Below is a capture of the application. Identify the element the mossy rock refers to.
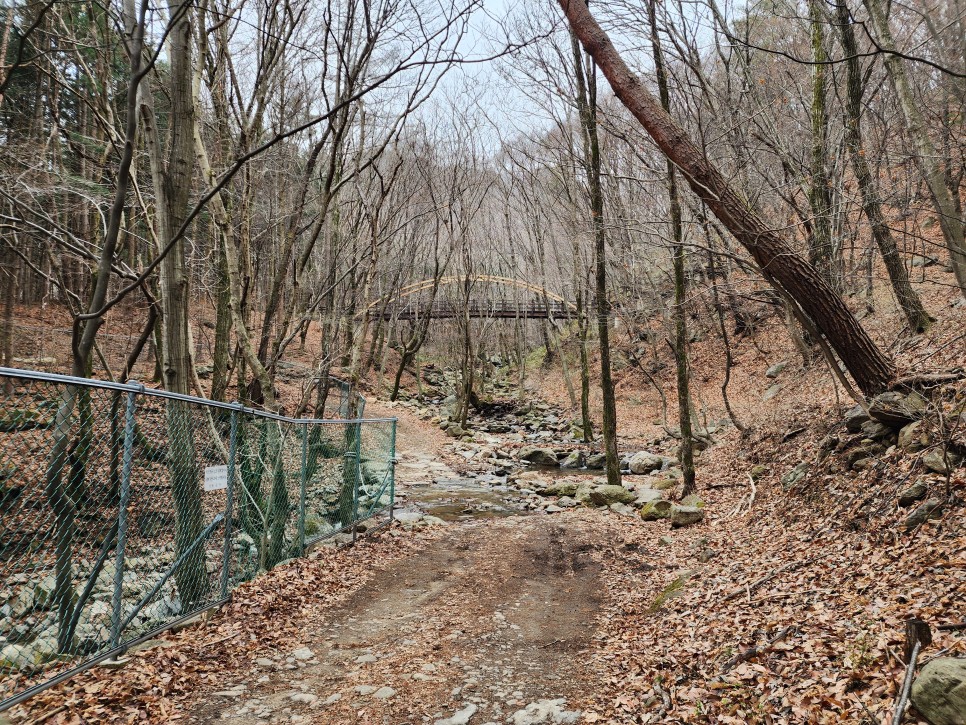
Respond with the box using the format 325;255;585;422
0;409;54;433
651;478;678;491
640;499;673;521
545;481;579;498
680;494;705;508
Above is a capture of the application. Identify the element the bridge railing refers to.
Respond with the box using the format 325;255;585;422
0;367;395;712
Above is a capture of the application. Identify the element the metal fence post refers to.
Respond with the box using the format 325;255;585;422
351;420;362;543
389;420;397;523
110;383;138;649
220;404;240;599
298;422;308;553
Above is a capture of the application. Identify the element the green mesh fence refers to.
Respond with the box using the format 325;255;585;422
0;367;395;711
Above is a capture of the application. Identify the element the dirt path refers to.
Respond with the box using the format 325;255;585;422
183;514;605;724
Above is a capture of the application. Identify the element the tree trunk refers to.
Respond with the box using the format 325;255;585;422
648;0;695;496
557;0;896;396
862;0;966;297
570;26;619;484
833;1;932;331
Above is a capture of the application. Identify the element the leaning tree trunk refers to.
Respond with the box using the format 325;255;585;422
557;0;896;396
833;1;931;332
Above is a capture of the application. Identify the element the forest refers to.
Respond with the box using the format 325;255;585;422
0;0;965;722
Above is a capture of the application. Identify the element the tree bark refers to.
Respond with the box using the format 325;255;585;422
834;0;931;332
556;0;896;396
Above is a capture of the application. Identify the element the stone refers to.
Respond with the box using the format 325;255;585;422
780;462;808;489
898;480;928;507
588;485;637;507
658;535;673;546
435;704;478;725
292;647;314;661
574;483;595;505
749;464;768;481
518;446;559;467
609;503;636;516
868;391;926;428
650;478;678;491
765;361;788;378
680;494;705;508
639;499;673;521
289;693;318;704
845;405;871;433
628;451;663;475
898;421;931;452
762;383;782;401
510;699;580;725
923;449;962;475
543;481;578;498
354;685;378;695
911;657;966;725
633;488;664;506
585;453;606;469
372;686;396;699
355;653;377;664
906;498;944;530
559;451;584;469
670;505;705;528
860;419;895;441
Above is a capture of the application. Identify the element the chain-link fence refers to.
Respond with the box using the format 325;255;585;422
0;367;395;711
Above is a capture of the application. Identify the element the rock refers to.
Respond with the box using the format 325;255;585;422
559;451;584;469
860;419;895;440
697;548;717;563
749;464;768;481
628;451;663;475
609;502;636;516
372;686;396;699
923;449;962;475
911;657;966;725
639;499;673;521
765;361;788;378
510;699;580;725
670;505;705;528
868;391;926;428
585;453;606;469
588;484;636;507
435;704;478;725
289;693;318;704
292;647;314;661
574;483;595;505
845;405;871;433
898;421;930;452
658;535;673;546
680;494;705;508
543;481;578;497
898;480;928;507
446;424;466;438
519;446;559;467
762;383;782;401
354;685;378;695
780;462;808;489
906;498;944;530
633;488;664;506
650;478;678;491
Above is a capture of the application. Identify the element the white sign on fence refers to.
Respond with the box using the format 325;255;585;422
204;465;229;492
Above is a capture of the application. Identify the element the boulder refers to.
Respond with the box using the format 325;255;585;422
519;446;559;467
898;421;931;453
559;451;584;469
780;462;808;489
574;483;595;505
906;498;944;530
670;505;705;528
923;449;962;475
898;480;928;508
639;499;673;521
911;657;966;725
844;405;871;433
868;391;926;428
762;383;783;402
588;485;637;507
585;453;606;469
860;420;895;441
650;478;679;491
765;361;788;378
680;494;706;508
633;488;664;506
543;480;578;498
628;451;663;475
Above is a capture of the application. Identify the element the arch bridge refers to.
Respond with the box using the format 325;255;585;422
366;275;576;321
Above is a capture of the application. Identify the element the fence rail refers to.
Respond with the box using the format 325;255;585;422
0;367;395;712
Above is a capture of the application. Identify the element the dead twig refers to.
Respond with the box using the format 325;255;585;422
722;557;818;602
720;625;796;673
